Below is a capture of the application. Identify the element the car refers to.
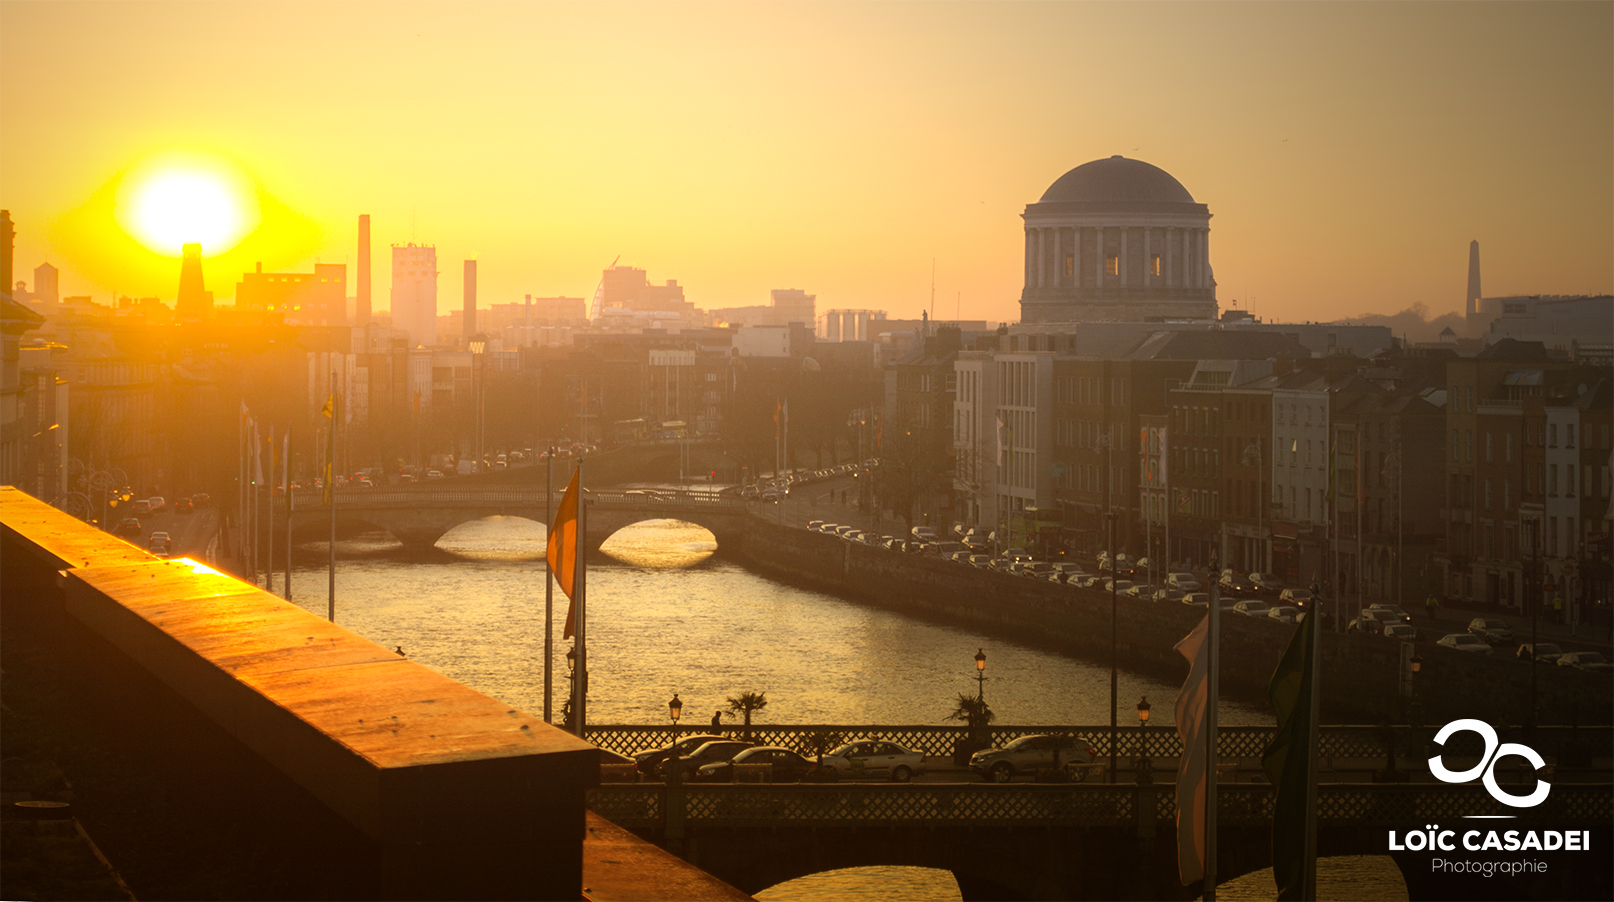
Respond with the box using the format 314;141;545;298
816;740;928;782
1181;592;1211;607
1166;572;1200;592
1349;609;1394;634
173;498;194;515
1267;605;1300;624
961;535;990;552
1367;604;1412;623
426;469;444;479
1278;588;1314;608
695;746;817;783
807;520;825;532
929;541;967;557
1437;633;1493;655
147;496;166;513
633;733;726;777
815;523;840;534
1001;549;1033;565
147;536;172;558
132;499;152;517
149;531;171;547
1102;579;1135;595
1075;574;1106;589
1516;643;1566;665
967;554;994;569
1049;562;1086;580
968;734;1096;783
657;739;754;780
911;526;938;542
191;493;212;508
1249;573;1284;593
1556;652;1613;673
1219;573;1258;596
1381;623;1418;640
833;525;856;538
1232;600;1270;618
114;517;143;538
1467;618;1516;646
1124;583;1154;599
1017;561;1054;579
946;549;974;562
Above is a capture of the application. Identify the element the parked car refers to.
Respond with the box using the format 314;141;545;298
1382;623;1418;641
1278;588;1314;608
1367;604;1412;623
967;554;994;569
1231;600;1270;618
633;733;726;778
1467;618;1516;646
1166;572;1201;592
1017;561;1054;579
1102;579;1135;595
929;541;967;557
1249;573;1284;593
1181;592;1211;607
968;734;1096;783
1437;633;1493;655
695;746;816;783
1349;609;1394;634
816;740;928;782
658;740;754;780
1516;643;1566;665
1075;574;1106;589
807;520;825;532
1556;652;1613;673
1267;605;1300;624
911;526;938;542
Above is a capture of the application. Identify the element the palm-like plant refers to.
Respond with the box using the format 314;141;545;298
726;691;769;741
946;692;995;741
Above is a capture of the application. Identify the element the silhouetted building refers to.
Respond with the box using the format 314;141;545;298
1465;239;1482;332
0;210;13;300
463;260;477;340
1020;156;1216;324
234;262;346;325
357;214;372;327
392;244;437;347
176;243;213;319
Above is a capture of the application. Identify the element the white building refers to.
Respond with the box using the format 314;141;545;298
391;244;438;348
992;351;1055;535
952;351;999;529
1272;376;1331;530
1544;404;1581;560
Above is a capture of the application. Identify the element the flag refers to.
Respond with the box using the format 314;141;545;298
321;391;335;507
1174;614;1211;884
549;467;581;638
1261;613;1318;900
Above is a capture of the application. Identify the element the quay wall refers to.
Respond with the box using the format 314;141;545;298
730;517;1612;728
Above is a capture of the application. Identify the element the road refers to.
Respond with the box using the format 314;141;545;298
116;505;220;560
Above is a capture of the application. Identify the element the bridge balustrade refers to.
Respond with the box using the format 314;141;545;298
588;782;1612;831
584;723;1610;762
283;487;746;509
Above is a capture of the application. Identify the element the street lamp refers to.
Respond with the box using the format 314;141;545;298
668;693;683;738
1106;510;1119;784
974;648;987;701
468;335;487;473
1408;653;1424;729
1136;696;1154;785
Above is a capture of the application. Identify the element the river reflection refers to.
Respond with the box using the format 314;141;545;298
287;517;1271;727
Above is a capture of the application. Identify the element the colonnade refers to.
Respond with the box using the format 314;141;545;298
1024;224;1211;293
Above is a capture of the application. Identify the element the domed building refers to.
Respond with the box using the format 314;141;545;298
1019;155;1217;323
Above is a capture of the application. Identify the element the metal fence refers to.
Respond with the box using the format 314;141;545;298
587;783;1612;830
584;723;1612;761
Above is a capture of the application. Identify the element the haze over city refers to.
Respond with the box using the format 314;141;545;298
3;1;1610;325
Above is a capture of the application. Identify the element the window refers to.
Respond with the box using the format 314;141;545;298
1567;424;1576;447
1465;430;1473;462
1451;429;1459;460
1484;432;1493;463
1549;465;1558;496
1064;254;1074;278
1150;254;1161;277
1549;424;1558;447
1505;433;1513;464
1105;255;1119;276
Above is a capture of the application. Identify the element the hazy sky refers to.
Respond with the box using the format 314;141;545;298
3;1;1610;325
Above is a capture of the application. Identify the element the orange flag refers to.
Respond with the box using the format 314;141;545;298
549;467;581;638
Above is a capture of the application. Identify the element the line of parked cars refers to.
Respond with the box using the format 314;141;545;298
630;733;931;783
1429;617;1612;672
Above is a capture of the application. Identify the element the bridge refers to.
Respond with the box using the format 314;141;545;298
285;486;750;555
583;723;1612;900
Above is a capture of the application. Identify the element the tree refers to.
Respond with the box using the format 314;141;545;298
876;421;955;537
946;692;995;742
726;691;769;741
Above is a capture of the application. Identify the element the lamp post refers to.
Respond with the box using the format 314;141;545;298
1136;696;1153;785
1106;509;1119;784
468;335;487;473
564;644;577;730
1408;653;1424;729
974;648;987;701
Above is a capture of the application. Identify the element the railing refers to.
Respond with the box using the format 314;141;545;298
584;724;1614;761
283;487;747;510
587;783;1613;830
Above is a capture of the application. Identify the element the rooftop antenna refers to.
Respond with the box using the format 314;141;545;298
930;258;936;323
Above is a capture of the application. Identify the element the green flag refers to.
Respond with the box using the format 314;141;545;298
1261;612;1316;900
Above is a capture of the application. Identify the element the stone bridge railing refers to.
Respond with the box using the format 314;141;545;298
284;487;747;510
584;723;1613;762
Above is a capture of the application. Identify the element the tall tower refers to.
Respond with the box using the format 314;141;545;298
176;243;213;318
1465;240;1482;328
463;260;477;340
390;243;437;347
1;210;13;299
357;214;372;327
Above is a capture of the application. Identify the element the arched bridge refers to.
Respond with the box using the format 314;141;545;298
284;486;749;556
588;782;1611;901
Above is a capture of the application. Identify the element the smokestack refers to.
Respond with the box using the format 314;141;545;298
1;210;13;298
463;259;477;339
176;243;211;319
1466;240;1482;315
357;214;372;326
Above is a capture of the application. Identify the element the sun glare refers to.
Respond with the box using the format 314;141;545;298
115;156;260;257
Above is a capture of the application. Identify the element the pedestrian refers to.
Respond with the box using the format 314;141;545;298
711;710;724;731
1425;593;1438;623
1553;594;1563;625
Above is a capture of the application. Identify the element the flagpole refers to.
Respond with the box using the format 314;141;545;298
267;426;276;594
328;371;338;623
573;457;587;738
237;403;244;570
544;447;554;723
284;428;292;601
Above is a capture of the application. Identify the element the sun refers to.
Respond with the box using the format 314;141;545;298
114;154;260;257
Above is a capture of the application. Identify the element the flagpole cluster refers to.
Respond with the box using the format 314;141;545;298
548;461;587;737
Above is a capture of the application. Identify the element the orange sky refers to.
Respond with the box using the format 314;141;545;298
2;1;1609;326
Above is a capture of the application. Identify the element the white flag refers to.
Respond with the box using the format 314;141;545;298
1174;613;1211;885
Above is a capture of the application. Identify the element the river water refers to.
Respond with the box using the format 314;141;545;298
282;517;1405;900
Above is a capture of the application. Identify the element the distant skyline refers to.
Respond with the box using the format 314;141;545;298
2;1;1609;326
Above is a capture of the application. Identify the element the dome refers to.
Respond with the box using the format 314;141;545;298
1038;156;1196;205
